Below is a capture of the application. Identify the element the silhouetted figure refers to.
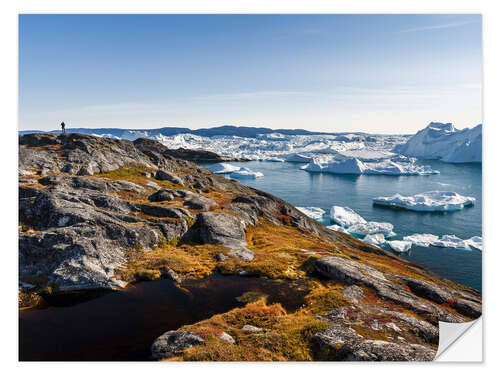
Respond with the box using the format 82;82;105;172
61;122;66;134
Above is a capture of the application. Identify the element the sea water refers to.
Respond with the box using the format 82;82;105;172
202;160;482;291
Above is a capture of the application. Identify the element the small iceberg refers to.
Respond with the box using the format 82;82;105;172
466;236;483;251
347;221;395;237
373;191;475;212
326;224;349;233
433;235;471;250
363;233;386;246
296;207;325;220
229;167;264;179
209;163;241;174
330;206;366;227
387;240;412;253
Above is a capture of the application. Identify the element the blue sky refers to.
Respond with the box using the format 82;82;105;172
19;14;482;133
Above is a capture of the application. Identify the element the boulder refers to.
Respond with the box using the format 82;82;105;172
151;331;204;360
155;170;184;186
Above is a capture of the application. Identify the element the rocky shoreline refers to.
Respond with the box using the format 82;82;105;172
19;133;481;361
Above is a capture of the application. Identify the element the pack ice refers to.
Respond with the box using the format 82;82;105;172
373;191;475;212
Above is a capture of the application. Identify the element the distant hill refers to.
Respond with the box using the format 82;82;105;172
19;125;371;138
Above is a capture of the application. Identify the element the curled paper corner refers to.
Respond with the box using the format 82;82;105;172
435;316;483;361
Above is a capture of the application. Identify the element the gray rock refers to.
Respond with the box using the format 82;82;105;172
185;212;254;261
148;189;175;202
112;180;144;193
166;269;181;283
216;253;228;261
242;324;262;332
399;276;452;304
341;285;365;303
146;181;161;190
151;331;204;360
183;194;216;211
155;170;184;186
218;332;235;344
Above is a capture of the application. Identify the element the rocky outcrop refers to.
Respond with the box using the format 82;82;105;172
151;331;205;360
185;212;254;260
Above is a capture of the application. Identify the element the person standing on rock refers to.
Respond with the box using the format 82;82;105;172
61;122;66;134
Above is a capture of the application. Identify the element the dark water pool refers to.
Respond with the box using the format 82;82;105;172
19;275;309;361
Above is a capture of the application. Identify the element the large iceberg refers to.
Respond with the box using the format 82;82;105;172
373;191;475;212
394;122;482;163
209;163;241;174
229;167;263;179
302;157;439;176
296;207;325;220
330;206;366;227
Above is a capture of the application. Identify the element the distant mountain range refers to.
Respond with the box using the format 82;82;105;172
19;125;376;138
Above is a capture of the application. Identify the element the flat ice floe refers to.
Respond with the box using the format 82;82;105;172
229;167;263;179
302;157;439;176
330;206;366;227
373;191;475;212
296;207;325;220
209;163;241;174
403;233;482;251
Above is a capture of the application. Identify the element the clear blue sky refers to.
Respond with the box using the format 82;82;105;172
19;14;482;133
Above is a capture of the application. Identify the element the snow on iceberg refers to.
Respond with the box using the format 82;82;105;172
296;207;325;220
363;233;386;246
387;240;412;253
229;167;264;179
330;206;367;227
373;191;475;212
394;122;482;163
285;153;315;163
347;221;395;237
302;157;439;176
209;163;241;174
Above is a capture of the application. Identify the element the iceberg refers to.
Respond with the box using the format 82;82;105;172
373;191;475;212
363;233;386;246
285;153;315;163
229;167;264;179
403;233;440;247
433;235;471;250
387;240;412;253
326;224;348;233
209;163;241;174
296;207;325;220
302;157;439;176
465;236;483;251
347;221;395;237
330;206;366;227
394;122;482;163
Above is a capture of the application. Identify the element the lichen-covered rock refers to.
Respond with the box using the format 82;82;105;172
151;331;204;360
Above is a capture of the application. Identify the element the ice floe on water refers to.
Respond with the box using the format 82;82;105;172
347;221;395;237
209;163;241;174
326;224;348;233
296;207;325;220
403;233;482;251
387;240;413;253
330;206;366;227
363;233;386;246
229;167;263;179
373;191;475;212
302;157;439;176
